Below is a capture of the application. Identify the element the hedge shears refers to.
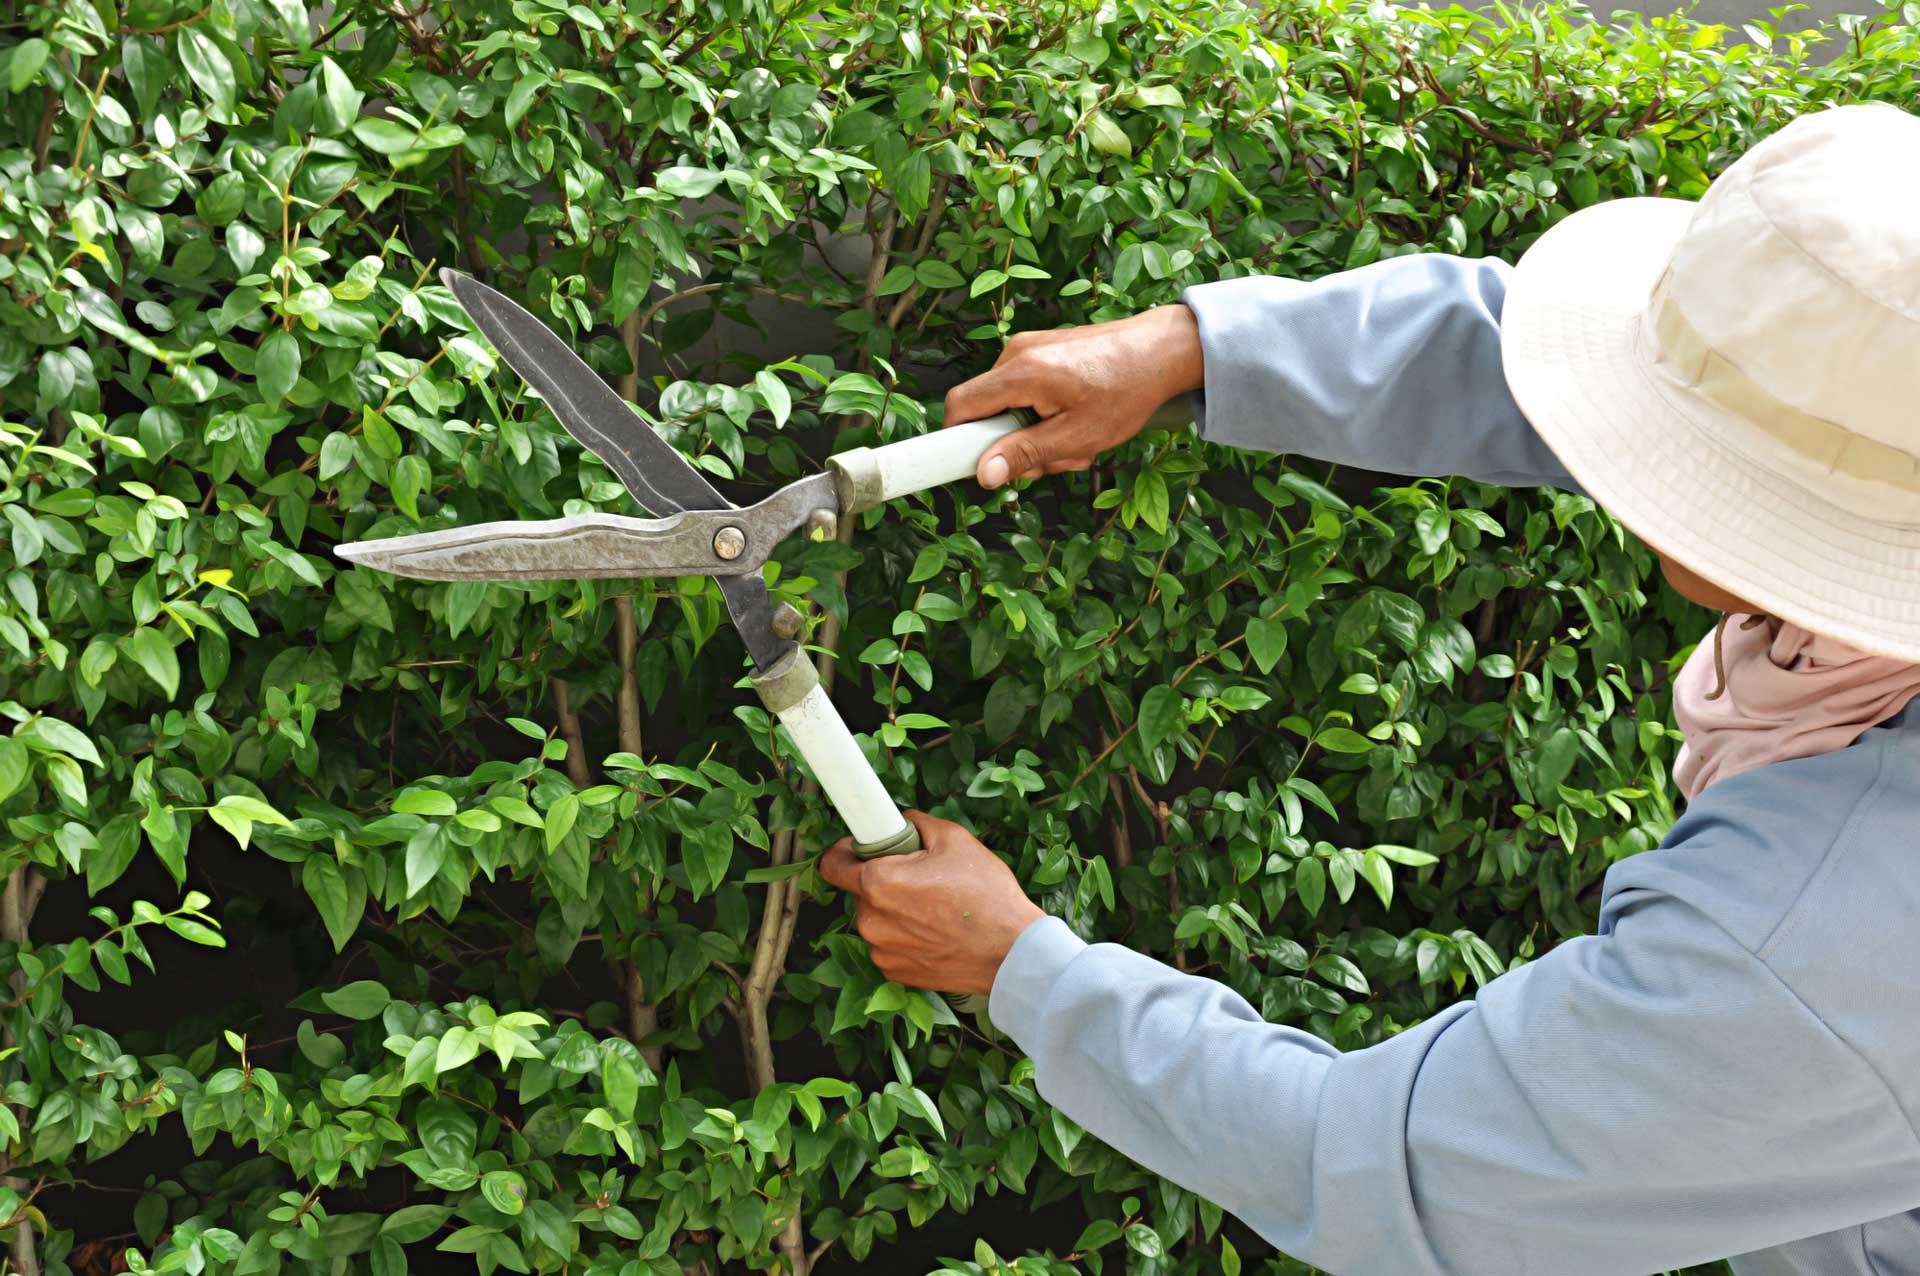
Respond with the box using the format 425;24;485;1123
336;271;1031;864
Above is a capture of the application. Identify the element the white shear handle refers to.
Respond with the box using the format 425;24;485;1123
826;409;1036;513
751;648;918;858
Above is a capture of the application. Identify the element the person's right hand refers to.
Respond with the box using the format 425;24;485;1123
944;303;1206;489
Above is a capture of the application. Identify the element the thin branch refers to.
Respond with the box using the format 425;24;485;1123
31;83;57;172
551;678;593;788
449;152;482;273
68;65;111;174
615;597;643;760
617;310;643;403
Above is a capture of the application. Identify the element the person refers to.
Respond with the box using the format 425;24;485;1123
818;102;1920;1276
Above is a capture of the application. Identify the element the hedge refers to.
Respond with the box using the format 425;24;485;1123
0;1;1916;1275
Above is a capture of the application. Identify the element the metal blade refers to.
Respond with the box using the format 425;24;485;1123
718;576;789;670
437;271;801;673
442;269;730;518
334;513;740;582
337;520;790;667
332;474;840;585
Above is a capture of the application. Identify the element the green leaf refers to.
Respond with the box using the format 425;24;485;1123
1124;83;1185;108
319;56;363;128
17;717;102;767
1067;33;1109;65
1534;726;1581;797
177;29;237;119
435;1026;482;1074
875;264;916;296
163;916;225;948
544;793;579;853
321;980;391;1020
602;1053;640;1119
908;543;947;583
1246;616;1288;675
1372;844;1438;867
381;1206;454;1244
753;369;791;428
1294;855;1326;917
489;795;543;827
126;626;180;698
1313;953;1370;995
258;330;299;404
415;1096;478;1168
1136;685;1183;753
481;1170;527;1217
969;269;1009;298
213;794;291;849
352;116;421;154
743;859;812;884
1275;470;1351;511
1086;111;1131;157
8;38;48;93
865;983;908;1015
655;166;726;198
391;454;430;522
1315;727;1375;755
504;72;548;129
404;826;445;897
299;851;362;951
393;789;457;817
1359;848;1394;909
914;259;964;290
0;738;28;804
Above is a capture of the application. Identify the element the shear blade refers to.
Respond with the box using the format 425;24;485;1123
335;513;735;582
442;269;733;519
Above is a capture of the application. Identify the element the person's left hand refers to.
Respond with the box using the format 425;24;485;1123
818;810;1045;998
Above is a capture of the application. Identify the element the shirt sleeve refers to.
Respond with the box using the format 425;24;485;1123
1179;254;1580;491
989;890;1920;1276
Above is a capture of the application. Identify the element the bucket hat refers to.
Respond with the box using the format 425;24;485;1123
1500;102;1920;661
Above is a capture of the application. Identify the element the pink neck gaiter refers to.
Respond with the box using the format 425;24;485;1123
1672;614;1920;801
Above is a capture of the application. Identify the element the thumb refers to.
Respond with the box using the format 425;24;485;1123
817;840;866;895
978;412;1087;488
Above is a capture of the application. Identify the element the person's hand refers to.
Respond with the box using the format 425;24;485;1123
945;303;1205;489
818;811;1045;998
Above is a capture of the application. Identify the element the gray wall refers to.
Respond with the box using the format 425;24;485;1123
1617;0;1853;28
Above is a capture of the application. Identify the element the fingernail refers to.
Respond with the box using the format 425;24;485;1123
981;455;1010;488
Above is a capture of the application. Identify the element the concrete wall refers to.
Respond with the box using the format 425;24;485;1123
1620;0;1854;29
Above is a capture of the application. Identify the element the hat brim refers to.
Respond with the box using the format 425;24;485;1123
1501;196;1920;662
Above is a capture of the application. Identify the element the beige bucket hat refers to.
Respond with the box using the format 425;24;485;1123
1500;102;1920;662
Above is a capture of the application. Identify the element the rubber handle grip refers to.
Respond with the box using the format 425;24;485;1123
866;411;1027;501
829;409;1037;513
770;682;907;848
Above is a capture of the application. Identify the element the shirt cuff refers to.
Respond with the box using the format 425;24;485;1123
1179;274;1312;451
988;915;1087;1048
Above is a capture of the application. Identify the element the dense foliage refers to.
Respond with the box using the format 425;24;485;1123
1;0;1916;1274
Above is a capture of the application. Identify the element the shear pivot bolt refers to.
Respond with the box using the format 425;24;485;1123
807;509;838;542
771;602;805;640
713;526;746;561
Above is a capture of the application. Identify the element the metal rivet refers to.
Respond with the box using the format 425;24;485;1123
807;509;838;542
771;602;805;640
713;526;745;561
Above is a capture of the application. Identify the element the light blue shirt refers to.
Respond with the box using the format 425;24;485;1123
988;253;1920;1276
